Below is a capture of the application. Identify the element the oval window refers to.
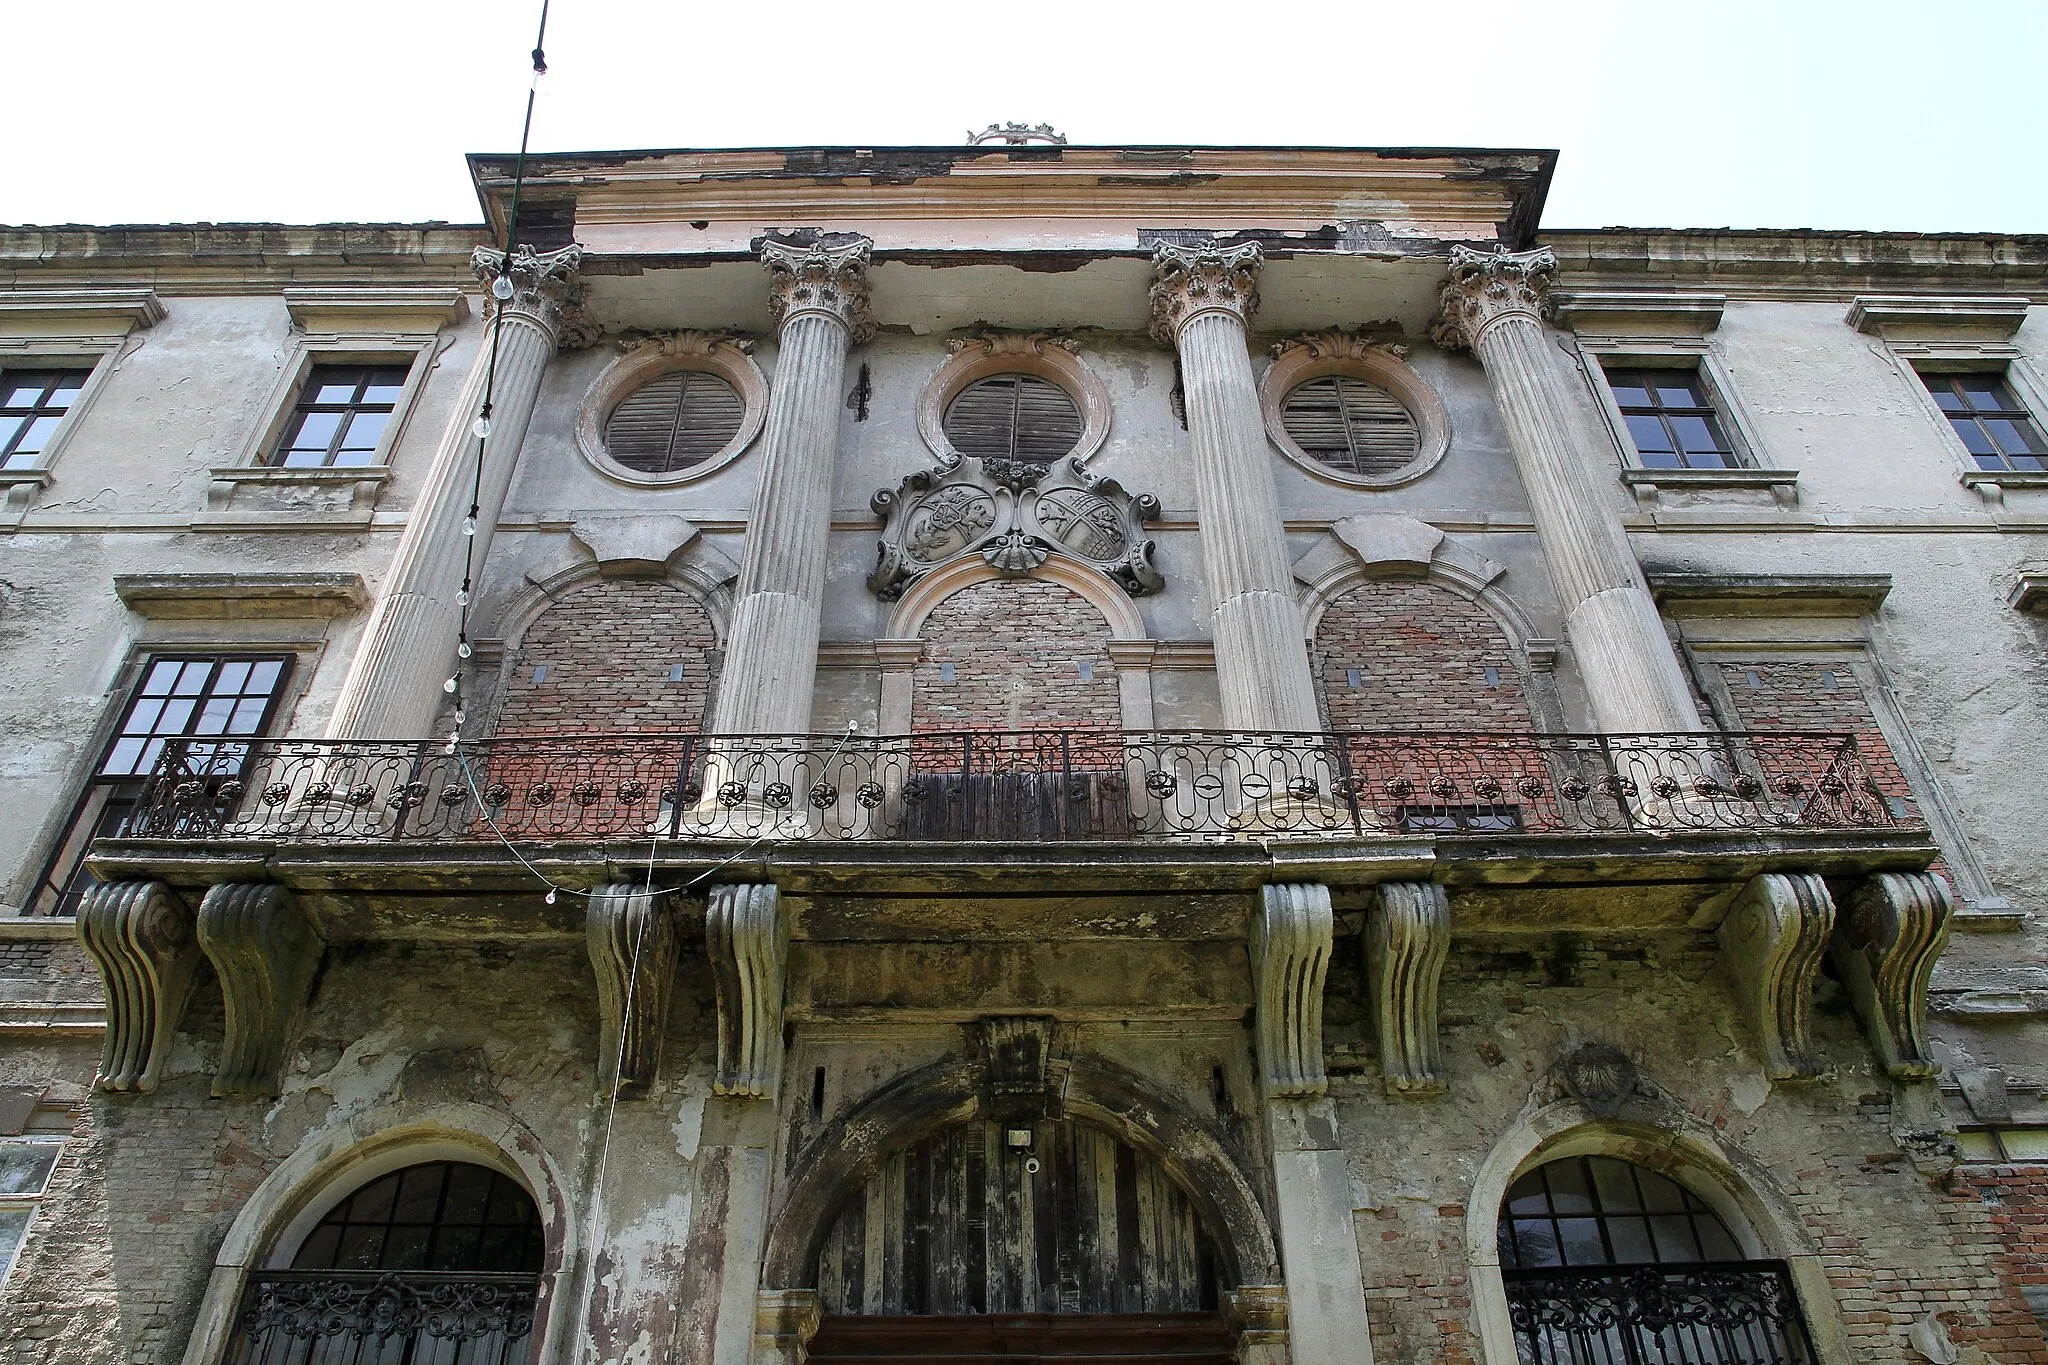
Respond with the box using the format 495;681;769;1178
942;374;1083;466
606;371;746;476
1280;376;1420;478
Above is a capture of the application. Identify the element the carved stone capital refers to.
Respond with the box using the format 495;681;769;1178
1365;881;1451;1097
1430;245;1557;351
1251;883;1334;1098
1718;873;1835;1082
763;237;876;344
76;881;198;1094
472;244;599;350
708;883;790;1099
587;884;681;1098
196;883;325;1099
753;1288;822;1365
1834;871;1953;1078
1149;242;1263;345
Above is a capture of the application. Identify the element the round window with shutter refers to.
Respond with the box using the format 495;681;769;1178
575;334;769;488
1258;341;1451;489
941;374;1084;468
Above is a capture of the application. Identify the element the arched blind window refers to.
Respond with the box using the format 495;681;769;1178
1499;1157;1742;1269
605;370;745;475
292;1161;543;1274
1281;376;1420;477
943;374;1082;465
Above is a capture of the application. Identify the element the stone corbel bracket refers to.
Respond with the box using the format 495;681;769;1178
76;881;200;1094
587;884;682;1099
197;883;326;1099
1365;882;1451;1097
1834;872;1954;1078
1717;873;1835;1082
1252;883;1334;1098
708;883;789;1099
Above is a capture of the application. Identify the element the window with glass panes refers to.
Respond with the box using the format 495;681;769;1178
0;370;89;470
269;364;409;467
292;1162;542;1273
1921;371;2047;471
0;1140;63;1285
1602;366;1738;469
1499;1156;1743;1268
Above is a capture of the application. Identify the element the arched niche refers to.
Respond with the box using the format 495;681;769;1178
1310;578;1537;733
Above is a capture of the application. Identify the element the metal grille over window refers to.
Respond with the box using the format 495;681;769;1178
270;365;409;468
228;1161;543;1365
605;370;746;474
1279;376;1420;477
1603;367;1737;470
0;370;88;470
942;374;1083;465
1922;371;2048;471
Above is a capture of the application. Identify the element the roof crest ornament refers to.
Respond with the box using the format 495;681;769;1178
968;123;1067;146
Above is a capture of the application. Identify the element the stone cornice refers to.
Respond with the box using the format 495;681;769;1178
1543;230;2048;301
474;244;599;349
114;572;369;619
0;226;487;293
1551;290;1725;337
1148;242;1262;344
283;287;470;335
1431;245;1556;351
2010;573;2048;614
0;288;164;334
1846;294;2030;340
1644;571;1892;618
762;237;875;343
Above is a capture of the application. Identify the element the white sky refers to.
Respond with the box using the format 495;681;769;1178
5;0;2044;234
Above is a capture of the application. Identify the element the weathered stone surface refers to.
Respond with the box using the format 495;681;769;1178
1718;871;1835;1081
1365;881;1451;1097
586;882;680;1097
195;882;325;1099
708;883;789;1100
1834;871;1954;1078
74;881;197;1094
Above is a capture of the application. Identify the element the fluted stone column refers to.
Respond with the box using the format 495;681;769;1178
325;246;594;740
1434;246;1703;734
1149;244;1323;734
709;237;874;738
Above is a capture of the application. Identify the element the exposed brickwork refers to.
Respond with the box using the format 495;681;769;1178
1966;1165;2048;1355
912;579;1120;732
1717;661;1923;821
0;942;53;977
0;1106;119;1363
1313;580;1532;732
496;578;719;735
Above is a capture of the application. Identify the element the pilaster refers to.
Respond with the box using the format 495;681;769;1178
75;880;198;1094
195;883;325;1099
586;884;681;1098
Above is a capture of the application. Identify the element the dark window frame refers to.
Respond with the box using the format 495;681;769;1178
0;368;91;471
1600;364;1741;470
267;364;411;468
1394;804;1524;835
291;1161;543;1274
1920;370;2048;472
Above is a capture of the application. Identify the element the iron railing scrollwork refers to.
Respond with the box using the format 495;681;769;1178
124;728;1912;846
1503;1260;1816;1365
228;1269;538;1365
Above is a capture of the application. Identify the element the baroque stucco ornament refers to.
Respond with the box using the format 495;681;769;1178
1148;242;1264;343
762;237;876;344
472;244;600;350
868;454;1163;601
1430;244;1558;351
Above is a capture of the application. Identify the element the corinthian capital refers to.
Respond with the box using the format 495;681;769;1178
763;236;876;344
1430;245;1557;351
472;244;600;349
1148;242;1263;344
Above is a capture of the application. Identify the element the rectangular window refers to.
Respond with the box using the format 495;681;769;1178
1601;366;1738;470
0;1139;63;1284
35;654;292;915
1921;371;2048;472
268;364;409;468
0;369;89;470
1395;804;1525;835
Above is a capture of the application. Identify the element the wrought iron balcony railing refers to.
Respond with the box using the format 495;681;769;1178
1504;1261;1816;1365
119;729;1910;847
227;1269;538;1365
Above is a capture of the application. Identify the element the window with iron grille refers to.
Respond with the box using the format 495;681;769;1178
1921;371;2048;471
35;654;292;915
1279;376;1420;478
942;374;1083;466
0;369;89;470
605;370;747;475
1601;366;1739;470
269;364;409;467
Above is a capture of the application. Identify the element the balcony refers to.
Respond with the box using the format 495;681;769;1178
1503;1261;1816;1365
226;1269;538;1365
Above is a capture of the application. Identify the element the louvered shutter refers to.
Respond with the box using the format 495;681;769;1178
943;374;1082;464
605;371;746;474
1281;376;1419;477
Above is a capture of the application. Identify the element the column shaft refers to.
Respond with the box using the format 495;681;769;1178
325;246;590;740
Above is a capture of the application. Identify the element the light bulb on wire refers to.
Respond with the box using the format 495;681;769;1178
492;273;515;301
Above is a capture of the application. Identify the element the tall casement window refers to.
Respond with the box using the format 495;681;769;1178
35;654;292;915
1601;366;1738;469
269;364;409;467
941;374;1084;468
0;369;89;470
1921;371;2048;471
